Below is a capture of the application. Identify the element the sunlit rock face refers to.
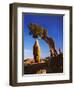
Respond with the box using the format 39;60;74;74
33;40;41;63
24;58;35;64
36;69;46;74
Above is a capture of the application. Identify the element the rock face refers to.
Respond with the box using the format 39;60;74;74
36;69;46;74
24;58;35;64
24;54;63;74
33;40;41;63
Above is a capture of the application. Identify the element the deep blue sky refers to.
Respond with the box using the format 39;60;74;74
23;13;63;59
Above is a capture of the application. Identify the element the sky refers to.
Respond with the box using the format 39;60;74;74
23;13;63;59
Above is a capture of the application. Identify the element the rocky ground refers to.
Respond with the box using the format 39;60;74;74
24;54;63;74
